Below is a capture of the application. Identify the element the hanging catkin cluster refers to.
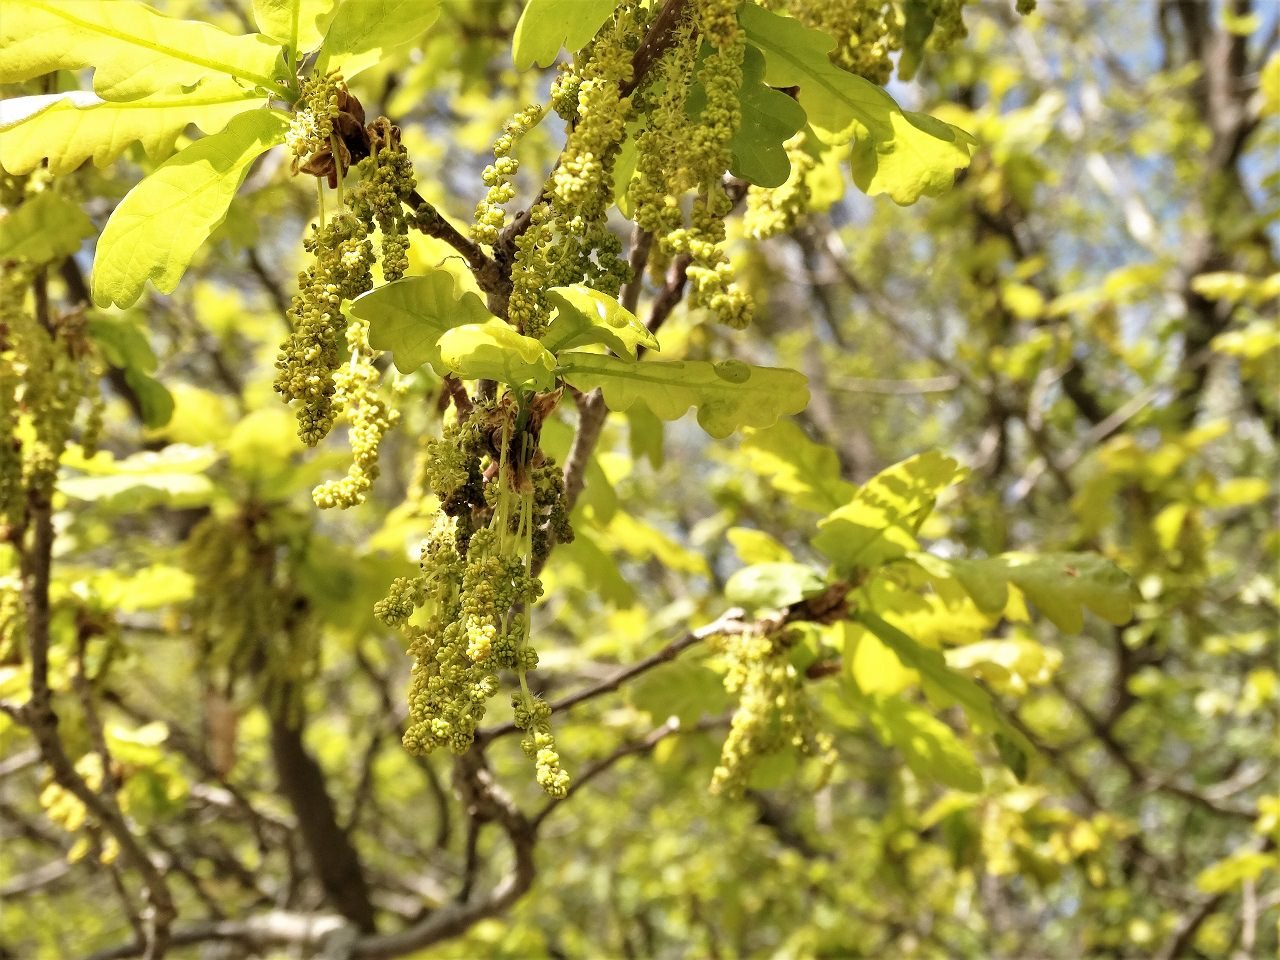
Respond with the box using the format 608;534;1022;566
709;627;836;796
472;104;545;247
273;211;375;445
631;0;753;329
375;398;573;797
744;132;816;239
310;314;400;509
0;227;98;534
184;511;318;719
503;4;645;338
277;76;417;514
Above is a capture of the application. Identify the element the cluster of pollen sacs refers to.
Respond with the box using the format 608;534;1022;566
491;4;643;339
709;627;836;797
744;132;816;240
183;512;318;719
376;401;574;797
762;0;1034;84
275;76;415;508
1;178;103;539
631;0;753;328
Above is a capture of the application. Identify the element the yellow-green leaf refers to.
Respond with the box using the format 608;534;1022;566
542;285;659;359
559;352;809;439
740;420;855;514
354;271;495;375
91;110;289;309
316;0;441;79
252;0;336;56
740;4;976;204
812;451;961;573
512;0;617;70
0;190;92;263
873;695;984;792
0;82;263;176
726;527;793;565
724;562;825;610
436;320;558;390
943;552;1133;633
1195;850;1276;894
0;0;282;100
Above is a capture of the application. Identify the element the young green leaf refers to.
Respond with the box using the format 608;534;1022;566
251;0;336;58
812;451;961;573
873;696;985;792
86;314;173;428
849;110;978;205
353;272;494;375
740;421;856;514
511;0;617;70
943;553;1134;633
89;316;159;375
124;368;176;429
59;444;214;506
541;285;659;359
0;190;93;263
436;320;558;390
91;110;290;309
558;352;809;439
739;4;976;204
724;562;826;610
0;82;264;177
853;611;1027;758
0;0;283;101
315;0;441;79
897;0;937;82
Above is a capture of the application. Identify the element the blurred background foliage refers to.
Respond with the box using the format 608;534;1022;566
0;1;1277;958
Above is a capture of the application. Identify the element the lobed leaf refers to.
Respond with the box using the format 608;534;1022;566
854;610;1033;775
812;450;961;573
512;0;617;70
724;562;826;610
944;552;1134;633
353;272;494;375
740;421;855;514
0;0;283;101
251;0;336;58
436;320;558;390
0;190;93;263
0;82;264;177
541;285;659;359
124;368;176;429
740;4;976;204
90;110;290;309
559;352;809;439
59;444;215;506
873;696;984;792
316;0;442;79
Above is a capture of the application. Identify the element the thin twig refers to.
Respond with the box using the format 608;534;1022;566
478;607;749;744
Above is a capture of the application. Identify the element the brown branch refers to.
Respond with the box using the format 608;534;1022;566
269;697;377;932
405;192;507;301
620;0;692;100
559;389;608;518
620;226;653;314
12;271;177;959
18;503;176;959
